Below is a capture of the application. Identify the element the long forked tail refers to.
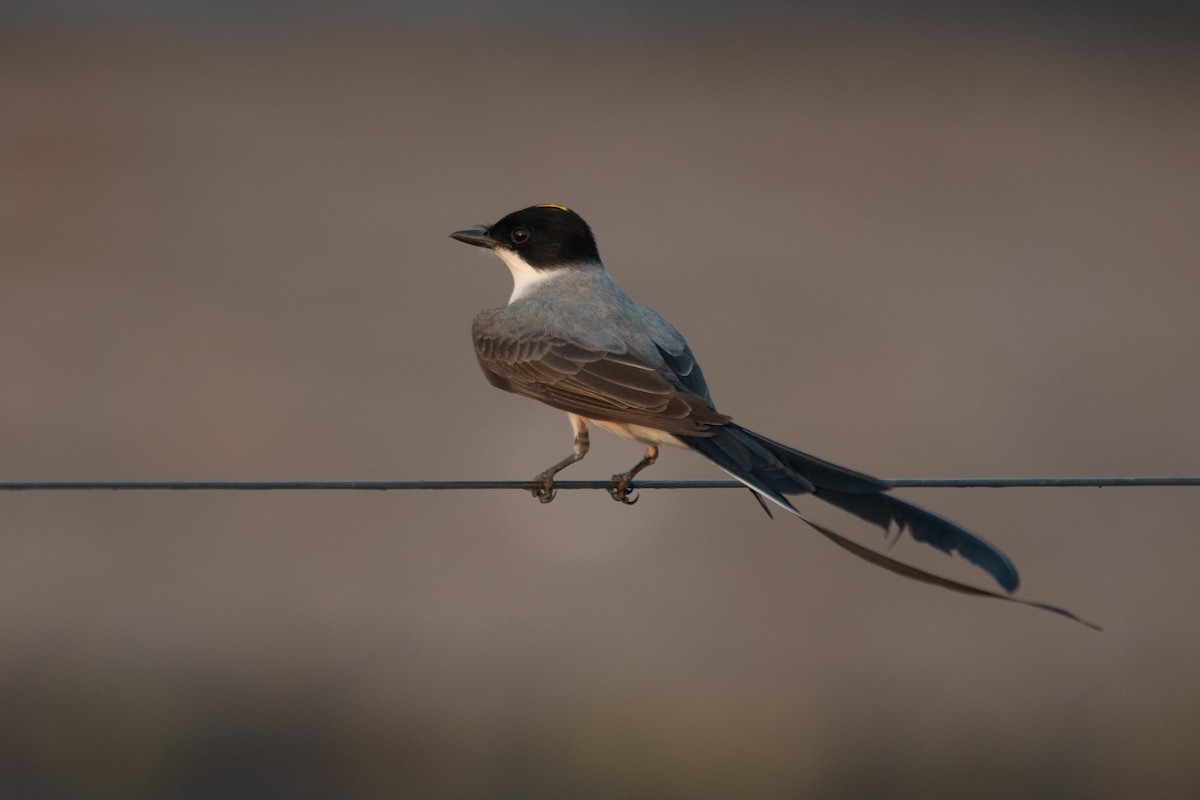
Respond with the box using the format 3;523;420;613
682;423;1099;630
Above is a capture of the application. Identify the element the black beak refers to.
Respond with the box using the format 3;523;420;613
450;227;497;248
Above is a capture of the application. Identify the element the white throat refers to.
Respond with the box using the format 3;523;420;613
495;248;563;304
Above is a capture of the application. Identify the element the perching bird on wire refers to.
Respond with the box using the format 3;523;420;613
451;204;1096;629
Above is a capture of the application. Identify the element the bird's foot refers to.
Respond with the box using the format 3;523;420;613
608;472;639;505
532;473;558;504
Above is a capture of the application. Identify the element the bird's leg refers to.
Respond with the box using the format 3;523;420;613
532;414;590;503
609;445;658;505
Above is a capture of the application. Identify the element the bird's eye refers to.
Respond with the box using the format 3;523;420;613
510;227;530;245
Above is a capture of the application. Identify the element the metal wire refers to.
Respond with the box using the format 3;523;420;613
1;476;1198;491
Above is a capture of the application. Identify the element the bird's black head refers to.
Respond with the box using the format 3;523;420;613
451;204;600;269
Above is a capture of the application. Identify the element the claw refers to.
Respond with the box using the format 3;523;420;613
532;474;557;503
608;474;639;505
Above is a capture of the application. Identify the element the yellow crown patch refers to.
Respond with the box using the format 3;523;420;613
537;204;571;212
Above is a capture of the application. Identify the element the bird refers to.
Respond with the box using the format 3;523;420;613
450;204;1097;629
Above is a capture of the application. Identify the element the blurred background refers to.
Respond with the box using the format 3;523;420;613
2;1;1199;797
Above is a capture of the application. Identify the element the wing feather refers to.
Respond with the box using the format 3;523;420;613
474;333;728;436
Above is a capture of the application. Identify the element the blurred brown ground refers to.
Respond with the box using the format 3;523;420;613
1;4;1199;798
